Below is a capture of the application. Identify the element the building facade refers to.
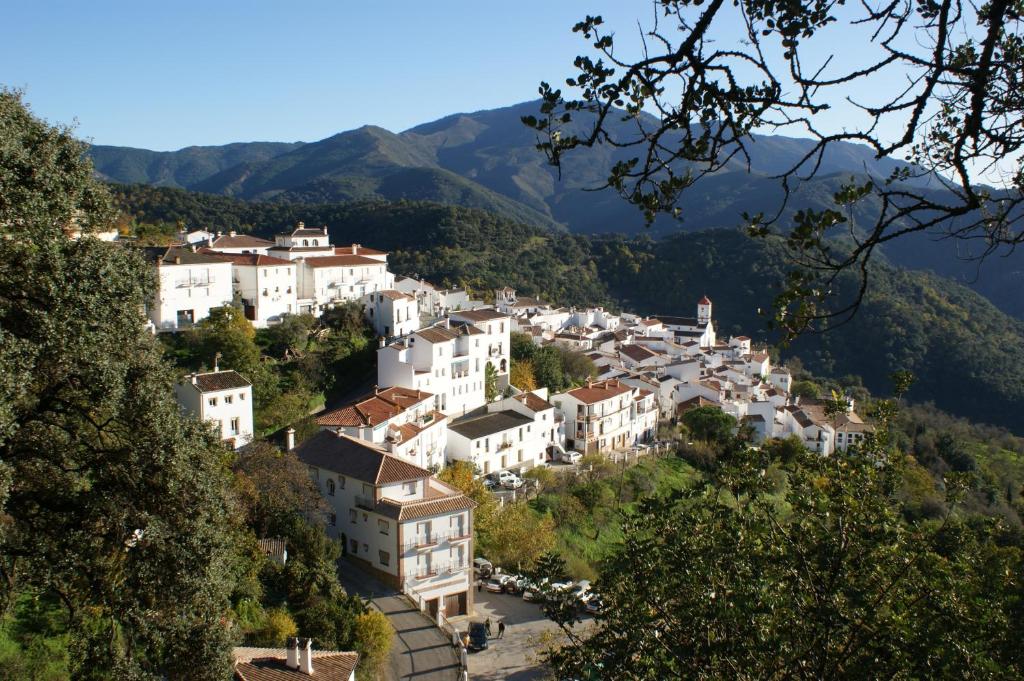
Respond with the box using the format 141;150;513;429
173;369;254;449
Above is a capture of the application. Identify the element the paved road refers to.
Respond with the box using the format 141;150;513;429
463;591;593;681
337;558;462;681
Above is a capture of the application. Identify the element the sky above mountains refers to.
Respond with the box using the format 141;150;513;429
4;1;914;152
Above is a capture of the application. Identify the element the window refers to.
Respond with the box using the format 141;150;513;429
378;519;389;535
329;513;336;526
362;543;369;554
224;395;233;405
349;509;357;523
208;397;217;407
339;476;346;489
379;550;390;567
239;392;246;400
327;479;335;496
230;417;239;435
404;481;416;496
362;483;372;497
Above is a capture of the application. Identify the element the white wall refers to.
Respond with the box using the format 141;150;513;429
150;262;234;331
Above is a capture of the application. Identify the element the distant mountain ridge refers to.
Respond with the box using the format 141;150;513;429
88;100;1024;319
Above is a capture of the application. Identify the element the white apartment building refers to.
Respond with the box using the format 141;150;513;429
553;378;656;454
173;369;254;449
267;223;336;261
377;321;489;417
201;251;298;328
296;431;476;618
316;386;448;471
297;251;394;316
363;290;419;339
144;246;234;331
449;308;511;388
446;390;556;475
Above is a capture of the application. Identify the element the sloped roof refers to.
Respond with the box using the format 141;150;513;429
304;255;384;268
199;250;294;267
210;234;275;249
619;344;658;362
188;370;252;392
334;245;386;256
567;379;634;405
295;432;430;484
144;246;229;266
233;647;358;681
316;387;433;428
451;308;508;323
514;392;555;412
449;410;533;440
378;491;477;521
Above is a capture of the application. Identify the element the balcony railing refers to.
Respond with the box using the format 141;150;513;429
410;561;468;581
413;566;438;579
354;495;375;511
404;533;442;550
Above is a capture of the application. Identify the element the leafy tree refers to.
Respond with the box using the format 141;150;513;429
511;331;537;361
681;406;737;443
232;441;327;537
481;502;556;570
437;461;498;548
485;363;499;402
527;2;1024;336
760;435;806;465
532;347;566;392
557;346;598;385
791;379;822;400
353;611;393;679
510;358;538;391
250;608;298;647
541;446;1023;678
0;89;238;679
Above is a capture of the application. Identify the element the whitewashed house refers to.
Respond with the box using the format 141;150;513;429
553;378;651;455
363;290;419;339
206;231;275;255
316;386;447;471
449;308;511;388
144;246;234;331
201;251;298;327
446;389;556;475
377;321;489;417
174;368;254;449
295;432;476;618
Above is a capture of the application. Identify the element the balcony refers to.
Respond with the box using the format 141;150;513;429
404;533;441;551
448;527;471;541
413;566;438;579
496;441;513;451
354;495;375;511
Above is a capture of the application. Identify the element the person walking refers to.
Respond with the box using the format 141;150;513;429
485;618;492;637
498;620;506;639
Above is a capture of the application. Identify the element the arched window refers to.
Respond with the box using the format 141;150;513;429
303;239;309;246
327;479;335;496
500;358;507;372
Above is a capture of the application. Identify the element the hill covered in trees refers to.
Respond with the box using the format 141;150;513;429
114;185;1024;434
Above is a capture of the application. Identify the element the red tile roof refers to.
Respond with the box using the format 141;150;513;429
567;379;634;405
316;387;433;428
295;432;430;484
304;255;384;268
199;249;294;267
233;648;358;681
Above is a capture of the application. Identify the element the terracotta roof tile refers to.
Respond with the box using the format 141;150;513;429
304;255;384;268
567;379;634;405
233;648;358;680
187;370;251;392
295;432;430;484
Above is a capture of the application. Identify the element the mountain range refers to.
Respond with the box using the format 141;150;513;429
89;100;1024;319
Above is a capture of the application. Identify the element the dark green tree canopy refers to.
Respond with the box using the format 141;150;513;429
0;89;239;679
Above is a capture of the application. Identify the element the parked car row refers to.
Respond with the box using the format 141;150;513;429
482;470;524;490
475;556;602;614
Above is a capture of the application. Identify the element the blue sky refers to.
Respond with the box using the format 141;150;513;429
3;1;658;149
3;1;918;151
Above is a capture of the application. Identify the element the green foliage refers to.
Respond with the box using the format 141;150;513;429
682;406;737;443
353;610;392;679
0;89;238;679
543;446;1023;678
484;363;499;402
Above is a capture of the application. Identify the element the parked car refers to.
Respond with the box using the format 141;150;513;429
584;595;604;615
473;557;493;578
560;450;582;464
569;580;593;605
495;470;524;489
482;477;498;490
523;579;572;602
501;573;527;594
467;622;489;651
483;576;510;593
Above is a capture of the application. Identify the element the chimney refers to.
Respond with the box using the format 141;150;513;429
299;637;314;675
285;427;296;452
229;230;237;237
216;230;222;239
214;352;221;373
351;244;358;255
190;373;198;385
174;256;182;265
378;336;386;348
322;225;328;235
297;221;305;230
286;636;299;669
374;384;380;395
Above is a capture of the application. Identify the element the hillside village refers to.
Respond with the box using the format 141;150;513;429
155;223;872;639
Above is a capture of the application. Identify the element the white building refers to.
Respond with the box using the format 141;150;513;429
552;378;656;455
201;251;298;328
267;223;336;261
449;308;511;387
144;246;234;331
377;321;489;417
297;250;394;316
316;386;448;471
446;390;556;475
173;368;254;449
296;431;476;618
363;290;419;339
